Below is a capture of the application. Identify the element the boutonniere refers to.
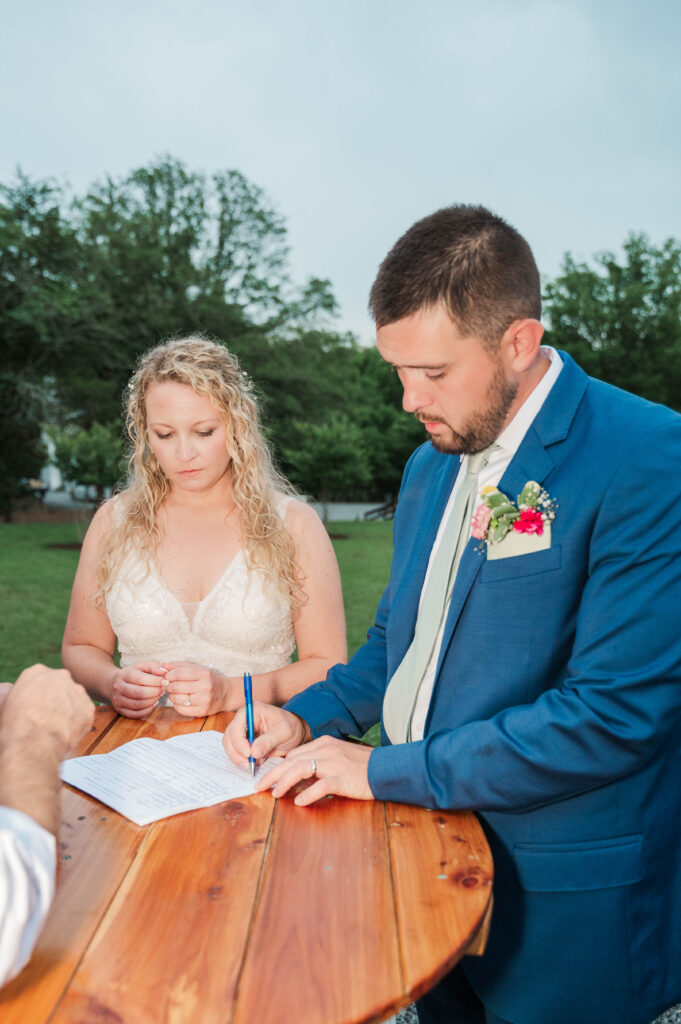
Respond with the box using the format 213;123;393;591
472;480;557;549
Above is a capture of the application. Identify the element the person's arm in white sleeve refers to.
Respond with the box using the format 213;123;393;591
0;808;55;985
0;665;94;986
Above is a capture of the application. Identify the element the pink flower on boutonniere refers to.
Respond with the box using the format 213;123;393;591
513;507;545;535
471;503;492;540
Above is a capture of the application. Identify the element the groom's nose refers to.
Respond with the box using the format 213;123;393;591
401;372;432;413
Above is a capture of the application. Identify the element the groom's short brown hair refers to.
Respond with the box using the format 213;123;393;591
368;205;541;348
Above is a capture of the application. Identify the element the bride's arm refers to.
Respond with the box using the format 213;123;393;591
62;504;118;701
247;499;347;705
61;504;165;716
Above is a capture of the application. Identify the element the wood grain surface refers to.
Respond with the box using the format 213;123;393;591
0;708;493;1024
386;803;493;1002
234;795;403;1024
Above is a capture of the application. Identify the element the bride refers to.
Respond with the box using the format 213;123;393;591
62;336;347;719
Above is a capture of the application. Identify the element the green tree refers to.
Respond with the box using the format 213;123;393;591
69;158;281;422
350;347;424;501
0;158;339;428
251;329;360;450
0;159;424;507
284;416;373;523
0;374;47;521
49;422;125;505
252;331;422;504
0;177;75;519
0;173;81;379
543;234;681;409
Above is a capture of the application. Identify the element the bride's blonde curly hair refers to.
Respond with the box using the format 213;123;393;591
95;335;303;607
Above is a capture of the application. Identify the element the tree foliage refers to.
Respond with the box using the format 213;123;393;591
10;161;679;522
543;234;681;410
284;415;373;522
0;374;47;521
249;330;423;503
0;157;337;427
0;158;363;517
49;422;125;506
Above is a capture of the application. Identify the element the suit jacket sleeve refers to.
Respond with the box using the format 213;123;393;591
369;418;681;810
284;446;424;738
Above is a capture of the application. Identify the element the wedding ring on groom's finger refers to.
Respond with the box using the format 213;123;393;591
309;758;317;777
184;694;192;706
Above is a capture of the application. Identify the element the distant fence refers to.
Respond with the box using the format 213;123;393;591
308;501;392;522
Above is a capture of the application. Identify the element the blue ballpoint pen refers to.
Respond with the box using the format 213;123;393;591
243;672;256;777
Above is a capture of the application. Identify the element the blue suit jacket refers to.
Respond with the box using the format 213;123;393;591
286;354;681;1024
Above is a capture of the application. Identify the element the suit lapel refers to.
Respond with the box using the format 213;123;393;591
432;352;588;680
497;428;555;498
395;454;462;659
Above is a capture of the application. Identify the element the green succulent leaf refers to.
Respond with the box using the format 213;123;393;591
489;519;513;543
483;489;509;509
518;481;541;508
491;502;519;520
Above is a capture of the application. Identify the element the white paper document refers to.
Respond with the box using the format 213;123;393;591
60;730;281;827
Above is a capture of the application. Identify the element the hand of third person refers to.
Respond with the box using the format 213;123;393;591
3;664;94;754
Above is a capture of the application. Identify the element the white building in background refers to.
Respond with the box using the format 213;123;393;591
39;430;62;490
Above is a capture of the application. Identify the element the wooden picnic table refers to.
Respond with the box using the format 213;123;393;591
0;706;493;1024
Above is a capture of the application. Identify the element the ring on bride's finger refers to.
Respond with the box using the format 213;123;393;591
184;694;192;706
309;758;317;777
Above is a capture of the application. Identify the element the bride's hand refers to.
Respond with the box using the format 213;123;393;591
112;662;166;718
162;662;234;717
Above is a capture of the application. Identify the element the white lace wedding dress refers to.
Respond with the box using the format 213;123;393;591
105;547;295;683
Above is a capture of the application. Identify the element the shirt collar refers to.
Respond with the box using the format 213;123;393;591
494;346;563;458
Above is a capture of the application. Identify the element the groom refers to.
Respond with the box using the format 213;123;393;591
224;206;681;1024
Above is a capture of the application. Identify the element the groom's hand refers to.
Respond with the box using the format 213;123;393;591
257;736;374;806
223;701;310;767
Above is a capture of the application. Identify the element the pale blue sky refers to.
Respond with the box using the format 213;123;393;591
1;0;679;341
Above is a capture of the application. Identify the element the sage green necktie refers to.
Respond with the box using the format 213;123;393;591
382;446;495;744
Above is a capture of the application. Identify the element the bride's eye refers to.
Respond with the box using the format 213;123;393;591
198;429;216;437
154;432;172;440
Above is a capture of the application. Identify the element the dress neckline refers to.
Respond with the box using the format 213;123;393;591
153;548;244;624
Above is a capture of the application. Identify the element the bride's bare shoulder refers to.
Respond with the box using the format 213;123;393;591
84;492;131;545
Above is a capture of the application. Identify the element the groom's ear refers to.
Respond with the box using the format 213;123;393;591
501;318;545;373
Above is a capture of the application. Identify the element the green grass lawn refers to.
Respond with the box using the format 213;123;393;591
329;520;393;658
0;519;394;683
0;522;85;681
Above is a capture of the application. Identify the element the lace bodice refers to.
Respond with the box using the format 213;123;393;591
106;547;295;678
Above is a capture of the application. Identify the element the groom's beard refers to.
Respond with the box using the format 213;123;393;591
420;359;518;455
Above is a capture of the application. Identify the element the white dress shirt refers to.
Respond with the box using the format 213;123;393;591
409;347;563;740
0;806;56;986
